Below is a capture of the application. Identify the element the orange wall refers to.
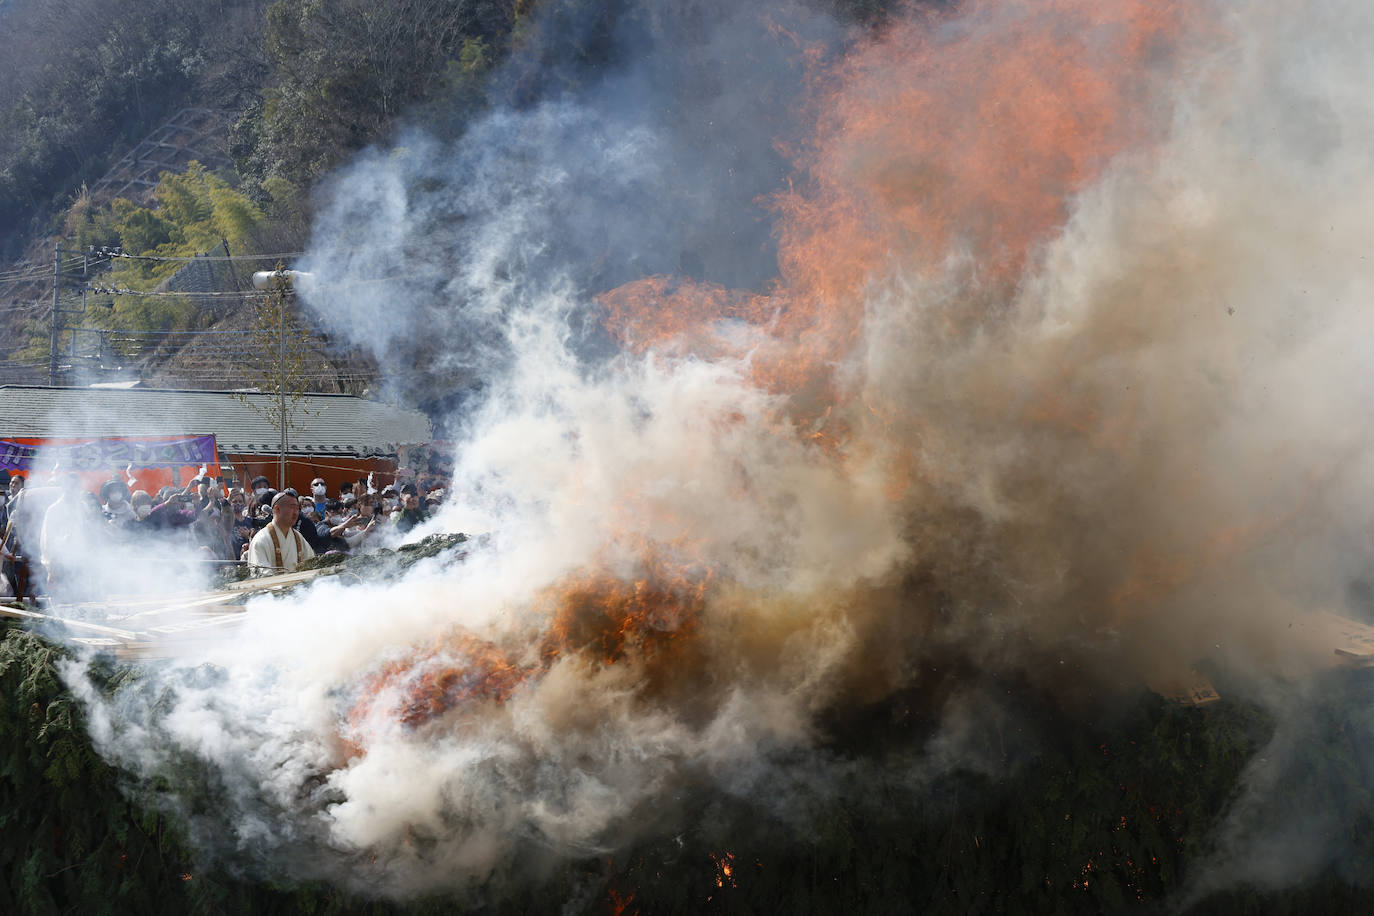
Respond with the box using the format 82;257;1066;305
219;453;399;496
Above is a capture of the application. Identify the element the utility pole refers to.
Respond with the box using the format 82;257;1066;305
278;283;287;489
48;246;92;386
49;245;60;386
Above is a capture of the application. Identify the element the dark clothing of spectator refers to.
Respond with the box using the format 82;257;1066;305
298;515;333;554
313;517;349;553
394;507;426;534
144;499;197;529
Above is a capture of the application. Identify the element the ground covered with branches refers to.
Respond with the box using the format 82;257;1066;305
5;604;1374;913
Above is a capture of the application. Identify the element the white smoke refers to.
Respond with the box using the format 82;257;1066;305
53;0;1374;902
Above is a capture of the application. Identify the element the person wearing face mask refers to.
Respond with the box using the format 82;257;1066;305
129;490;153;523
226;487;247;516
223;487;258;558
312;498;348;553
295;496;331;554
393;483;427;534
100;479;135;524
330;492;381;552
310;478;328;500
379;486;399;519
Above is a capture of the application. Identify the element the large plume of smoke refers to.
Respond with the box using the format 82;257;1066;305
56;0;1374;902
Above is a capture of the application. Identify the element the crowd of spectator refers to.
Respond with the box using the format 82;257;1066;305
0;467;451;601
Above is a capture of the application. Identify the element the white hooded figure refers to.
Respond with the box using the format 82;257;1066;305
40;474;108;598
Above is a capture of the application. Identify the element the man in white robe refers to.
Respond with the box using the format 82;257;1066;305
247;491;315;574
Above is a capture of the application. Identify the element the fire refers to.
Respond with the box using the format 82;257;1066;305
608;888;637;916
540;548;709;670
348;0;1215;755
599;0;1197;475
779;0;1189;289
343;547;710;753
349;632;530;733
711;851;737;890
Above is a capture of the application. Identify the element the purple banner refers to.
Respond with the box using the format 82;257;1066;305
0;435;218;472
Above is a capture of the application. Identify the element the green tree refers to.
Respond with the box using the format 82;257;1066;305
95;163;265;332
0;0;269;259
236;0;517;186
235;272;318;488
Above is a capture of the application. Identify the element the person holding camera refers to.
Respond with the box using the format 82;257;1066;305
329;492;381;552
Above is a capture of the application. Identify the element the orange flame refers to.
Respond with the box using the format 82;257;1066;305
344;548;709;753
349;0;1211;751
600;0;1193;451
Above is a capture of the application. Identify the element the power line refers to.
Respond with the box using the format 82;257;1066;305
103;249;304;263
2;246;284;281
0;267;51;282
87;285;270;298
107;333;259;340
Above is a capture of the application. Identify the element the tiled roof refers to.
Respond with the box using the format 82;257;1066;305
0;386;431;457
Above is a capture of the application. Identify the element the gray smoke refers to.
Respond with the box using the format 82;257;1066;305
55;0;1374;903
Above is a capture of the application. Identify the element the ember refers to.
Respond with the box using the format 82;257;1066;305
711;851;737;889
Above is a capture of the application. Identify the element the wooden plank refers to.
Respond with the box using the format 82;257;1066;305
0;604;47;623
0;605;140;641
148;613;246;635
120;592;247;619
219;567;330;593
69;637;126;650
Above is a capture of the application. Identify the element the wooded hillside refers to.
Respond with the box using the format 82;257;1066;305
0;0;893;395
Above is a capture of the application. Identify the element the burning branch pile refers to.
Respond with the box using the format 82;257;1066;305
30;0;1374;909
12;615;1374;914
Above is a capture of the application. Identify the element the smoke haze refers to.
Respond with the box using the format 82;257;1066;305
57;0;1374;903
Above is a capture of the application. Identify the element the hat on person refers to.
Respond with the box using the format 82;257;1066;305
99;479;128;502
